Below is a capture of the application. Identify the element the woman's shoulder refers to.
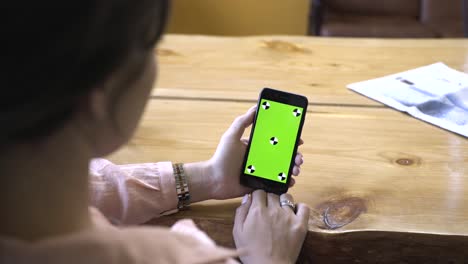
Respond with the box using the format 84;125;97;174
72;222;239;264
77;209;240;264
1;217;239;264
118;225;239;263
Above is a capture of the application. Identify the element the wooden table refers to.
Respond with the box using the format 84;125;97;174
109;35;468;263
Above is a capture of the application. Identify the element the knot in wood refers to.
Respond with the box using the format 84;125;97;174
261;40;308;53
315;197;367;230
157;48;180;56
396;158;414;166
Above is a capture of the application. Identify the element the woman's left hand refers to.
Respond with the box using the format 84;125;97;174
206;106;304;200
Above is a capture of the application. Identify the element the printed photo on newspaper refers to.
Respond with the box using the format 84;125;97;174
348;62;468;137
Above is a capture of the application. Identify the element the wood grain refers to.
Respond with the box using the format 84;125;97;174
154;35;468;106
108;99;468;261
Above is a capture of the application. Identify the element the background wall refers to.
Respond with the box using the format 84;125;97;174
166;0;309;36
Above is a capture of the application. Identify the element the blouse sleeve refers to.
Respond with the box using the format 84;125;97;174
89;158;179;225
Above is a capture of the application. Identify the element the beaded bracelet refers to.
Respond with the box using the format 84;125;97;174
173;163;191;210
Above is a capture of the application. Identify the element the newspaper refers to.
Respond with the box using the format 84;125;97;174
347;62;468;137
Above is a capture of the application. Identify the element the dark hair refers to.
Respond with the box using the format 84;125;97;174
0;0;169;146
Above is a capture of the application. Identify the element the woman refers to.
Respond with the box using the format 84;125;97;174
0;0;310;263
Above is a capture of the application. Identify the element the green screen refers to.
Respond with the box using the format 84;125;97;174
244;99;303;183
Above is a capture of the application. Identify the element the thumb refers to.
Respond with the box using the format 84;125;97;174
225;105;256;139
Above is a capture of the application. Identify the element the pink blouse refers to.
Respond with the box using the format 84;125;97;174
0;159;240;264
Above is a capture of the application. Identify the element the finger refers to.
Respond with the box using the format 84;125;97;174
280;193;295;204
226;106;256;139
295;203;310;228
251;189;267;208
299;138;304;145
292;166;300;176
234;194;252;232
295;153;303;166
289;177;296;187
280;193;295;213
267;192;280;208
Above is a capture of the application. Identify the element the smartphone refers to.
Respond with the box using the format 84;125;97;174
240;88;308;194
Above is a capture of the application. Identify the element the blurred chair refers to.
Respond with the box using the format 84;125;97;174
421;0;465;37
309;0;467;38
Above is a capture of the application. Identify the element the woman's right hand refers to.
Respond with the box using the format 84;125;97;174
233;190;310;264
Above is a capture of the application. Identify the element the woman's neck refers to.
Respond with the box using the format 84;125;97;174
0;131;93;242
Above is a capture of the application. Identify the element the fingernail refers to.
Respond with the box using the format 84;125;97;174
241;194;249;204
